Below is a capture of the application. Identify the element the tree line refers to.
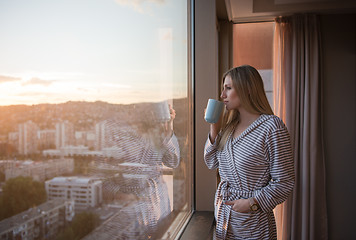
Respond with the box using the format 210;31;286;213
0;176;46;220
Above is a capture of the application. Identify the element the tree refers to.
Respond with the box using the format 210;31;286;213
71;212;100;238
0;176;47;220
55;227;75;240
55;211;100;240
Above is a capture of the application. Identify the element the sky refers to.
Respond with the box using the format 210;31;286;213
0;0;188;106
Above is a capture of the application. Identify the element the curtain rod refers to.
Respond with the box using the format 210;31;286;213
229;14;294;24
232;19;275;24
230;16;277;24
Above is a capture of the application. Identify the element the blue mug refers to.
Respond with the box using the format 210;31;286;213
204;99;224;123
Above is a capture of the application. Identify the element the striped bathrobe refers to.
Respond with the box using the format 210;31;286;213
204;114;294;240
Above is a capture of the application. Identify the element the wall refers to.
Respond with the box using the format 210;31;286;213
321;13;356;239
233;22;274;69
194;0;219;211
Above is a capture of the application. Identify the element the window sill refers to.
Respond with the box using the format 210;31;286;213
178;211;215;240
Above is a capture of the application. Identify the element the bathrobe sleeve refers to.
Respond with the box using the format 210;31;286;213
204;134;220;170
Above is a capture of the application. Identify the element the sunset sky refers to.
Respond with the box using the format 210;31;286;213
0;0;188;106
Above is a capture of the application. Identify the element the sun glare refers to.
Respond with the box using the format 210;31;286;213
0;0;187;107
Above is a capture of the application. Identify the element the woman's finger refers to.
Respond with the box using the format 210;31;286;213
224;200;235;205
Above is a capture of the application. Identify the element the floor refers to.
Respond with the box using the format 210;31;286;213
179;211;215;240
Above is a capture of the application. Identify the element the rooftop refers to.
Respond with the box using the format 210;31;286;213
0;199;67;234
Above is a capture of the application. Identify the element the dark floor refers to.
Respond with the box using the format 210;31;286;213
179;211;215;240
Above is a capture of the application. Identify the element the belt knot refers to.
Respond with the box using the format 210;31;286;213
218;180;256;201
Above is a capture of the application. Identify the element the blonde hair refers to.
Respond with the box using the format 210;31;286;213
217;65;274;149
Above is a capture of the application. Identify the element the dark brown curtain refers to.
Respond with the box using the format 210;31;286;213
273;14;328;240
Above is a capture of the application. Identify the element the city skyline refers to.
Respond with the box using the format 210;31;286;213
0;0;188;106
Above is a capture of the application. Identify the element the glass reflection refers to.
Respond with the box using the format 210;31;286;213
0;0;190;239
85;101;180;239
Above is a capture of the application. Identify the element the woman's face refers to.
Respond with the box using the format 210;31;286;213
220;75;241;111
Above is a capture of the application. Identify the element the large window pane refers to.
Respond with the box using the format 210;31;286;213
0;0;192;239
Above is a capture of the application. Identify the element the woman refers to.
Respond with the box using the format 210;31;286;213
204;65;295;239
88;103;180;239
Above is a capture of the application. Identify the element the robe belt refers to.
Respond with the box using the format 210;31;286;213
219;180;257;201
215;180;260;240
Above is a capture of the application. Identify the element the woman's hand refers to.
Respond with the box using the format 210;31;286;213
204;108;223;143
169;104;176;122
163;104;175;137
224;199;250;213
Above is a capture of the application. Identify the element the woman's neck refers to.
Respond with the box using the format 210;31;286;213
238;108;260;127
232;108;261;139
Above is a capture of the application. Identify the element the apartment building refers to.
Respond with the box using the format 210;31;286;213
0;199;74;240
18;120;39;155
45;177;103;211
55;121;75;150
5;158;74;182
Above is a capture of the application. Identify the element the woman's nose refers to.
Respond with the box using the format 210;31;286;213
220;91;225;99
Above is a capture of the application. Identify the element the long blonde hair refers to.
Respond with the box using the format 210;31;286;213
217;65;274;149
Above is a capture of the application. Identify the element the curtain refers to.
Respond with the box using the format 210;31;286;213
273;14;328;240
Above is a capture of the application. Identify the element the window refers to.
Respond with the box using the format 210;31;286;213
0;0;192;239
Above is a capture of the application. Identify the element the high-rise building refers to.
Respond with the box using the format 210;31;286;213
95;121;106;151
18;120;39;155
55;121;75;149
